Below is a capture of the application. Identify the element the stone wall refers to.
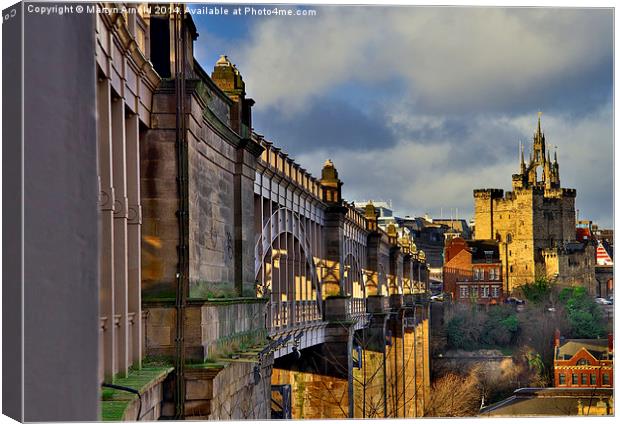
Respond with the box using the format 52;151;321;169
207;358;273;419
474;186;588;291
141;70;261;300
122;371;173;421
143;299;267;361
141;86;181;298
186;85;238;297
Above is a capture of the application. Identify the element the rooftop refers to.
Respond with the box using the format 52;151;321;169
480;387;614;417
557;338;611;360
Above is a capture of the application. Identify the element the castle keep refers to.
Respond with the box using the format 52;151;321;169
473;114;595;293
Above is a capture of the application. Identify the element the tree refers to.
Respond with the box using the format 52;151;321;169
519;277;553;304
444;304;519;349
560;287;605;338
424;372;481;417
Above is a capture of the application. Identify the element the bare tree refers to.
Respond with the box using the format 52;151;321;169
424;372;481;417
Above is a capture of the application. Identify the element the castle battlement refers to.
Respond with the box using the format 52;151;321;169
472;114;590;291
542;187;576;199
473;188;504;199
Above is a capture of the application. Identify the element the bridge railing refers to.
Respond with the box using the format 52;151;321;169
269;300;321;332
351;297;366;316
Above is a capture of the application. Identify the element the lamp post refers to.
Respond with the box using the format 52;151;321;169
504;238;512;296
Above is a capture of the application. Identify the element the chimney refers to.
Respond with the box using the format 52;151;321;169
608;333;613;353
554;329;561;347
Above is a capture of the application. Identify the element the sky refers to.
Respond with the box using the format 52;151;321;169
191;5;613;227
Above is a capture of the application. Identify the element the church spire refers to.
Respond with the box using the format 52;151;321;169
532;111;546;164
520;141;526;174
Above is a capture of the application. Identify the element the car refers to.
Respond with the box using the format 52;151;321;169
430;293;447;302
595;297;612;305
505;297;525;305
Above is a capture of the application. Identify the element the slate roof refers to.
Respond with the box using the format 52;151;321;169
557;339;611;360
480;388;614;417
467;240;500;263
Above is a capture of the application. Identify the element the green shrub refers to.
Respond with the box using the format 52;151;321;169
520;277;552;304
559;286;605;338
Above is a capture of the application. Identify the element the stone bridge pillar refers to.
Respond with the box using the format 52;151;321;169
320;160;348;297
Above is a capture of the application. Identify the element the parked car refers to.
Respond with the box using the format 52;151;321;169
430;293;447;302
505;297;525;305
595;297;612;305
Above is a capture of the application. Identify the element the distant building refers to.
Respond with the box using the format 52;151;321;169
432;219;472;240
480;388;614;416
353;205;446;271
354;200;394;217
443;237;504;304
593;226;614;249
473;114;596;294
553;331;613;389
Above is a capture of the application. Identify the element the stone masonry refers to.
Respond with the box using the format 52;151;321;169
474;114;595;293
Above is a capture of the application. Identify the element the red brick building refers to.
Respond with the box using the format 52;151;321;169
553;331;613;388
443;237;504;304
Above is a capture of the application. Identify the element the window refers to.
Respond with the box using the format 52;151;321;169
496;268;501;280
459;286;469;299
558;374;566;385
471;286;478;298
572;374;578;385
581;374;587;385
473;269;480;280
481;286;490;298
489;268;494;280
491;286;500;298
484;251;493;263
603;374;610;385
577;359;590;366
590;374;596;385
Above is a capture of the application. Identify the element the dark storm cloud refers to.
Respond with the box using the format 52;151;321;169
252;98;397;155
193;6;613;227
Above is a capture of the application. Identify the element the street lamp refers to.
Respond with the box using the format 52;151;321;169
504;234;512;296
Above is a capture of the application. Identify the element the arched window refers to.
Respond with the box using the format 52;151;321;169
577;359;590;366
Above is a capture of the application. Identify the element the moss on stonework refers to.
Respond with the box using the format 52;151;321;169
141;355;175;367
206;328;268;362
101;401;130;421
100;364;174;421
189;280;237;299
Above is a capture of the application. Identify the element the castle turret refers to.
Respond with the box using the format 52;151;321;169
474;113;586;291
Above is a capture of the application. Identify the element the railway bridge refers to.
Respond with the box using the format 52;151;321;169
93;8;432;420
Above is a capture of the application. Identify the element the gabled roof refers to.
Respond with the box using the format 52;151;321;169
557;339;610;360
596;240;613;266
